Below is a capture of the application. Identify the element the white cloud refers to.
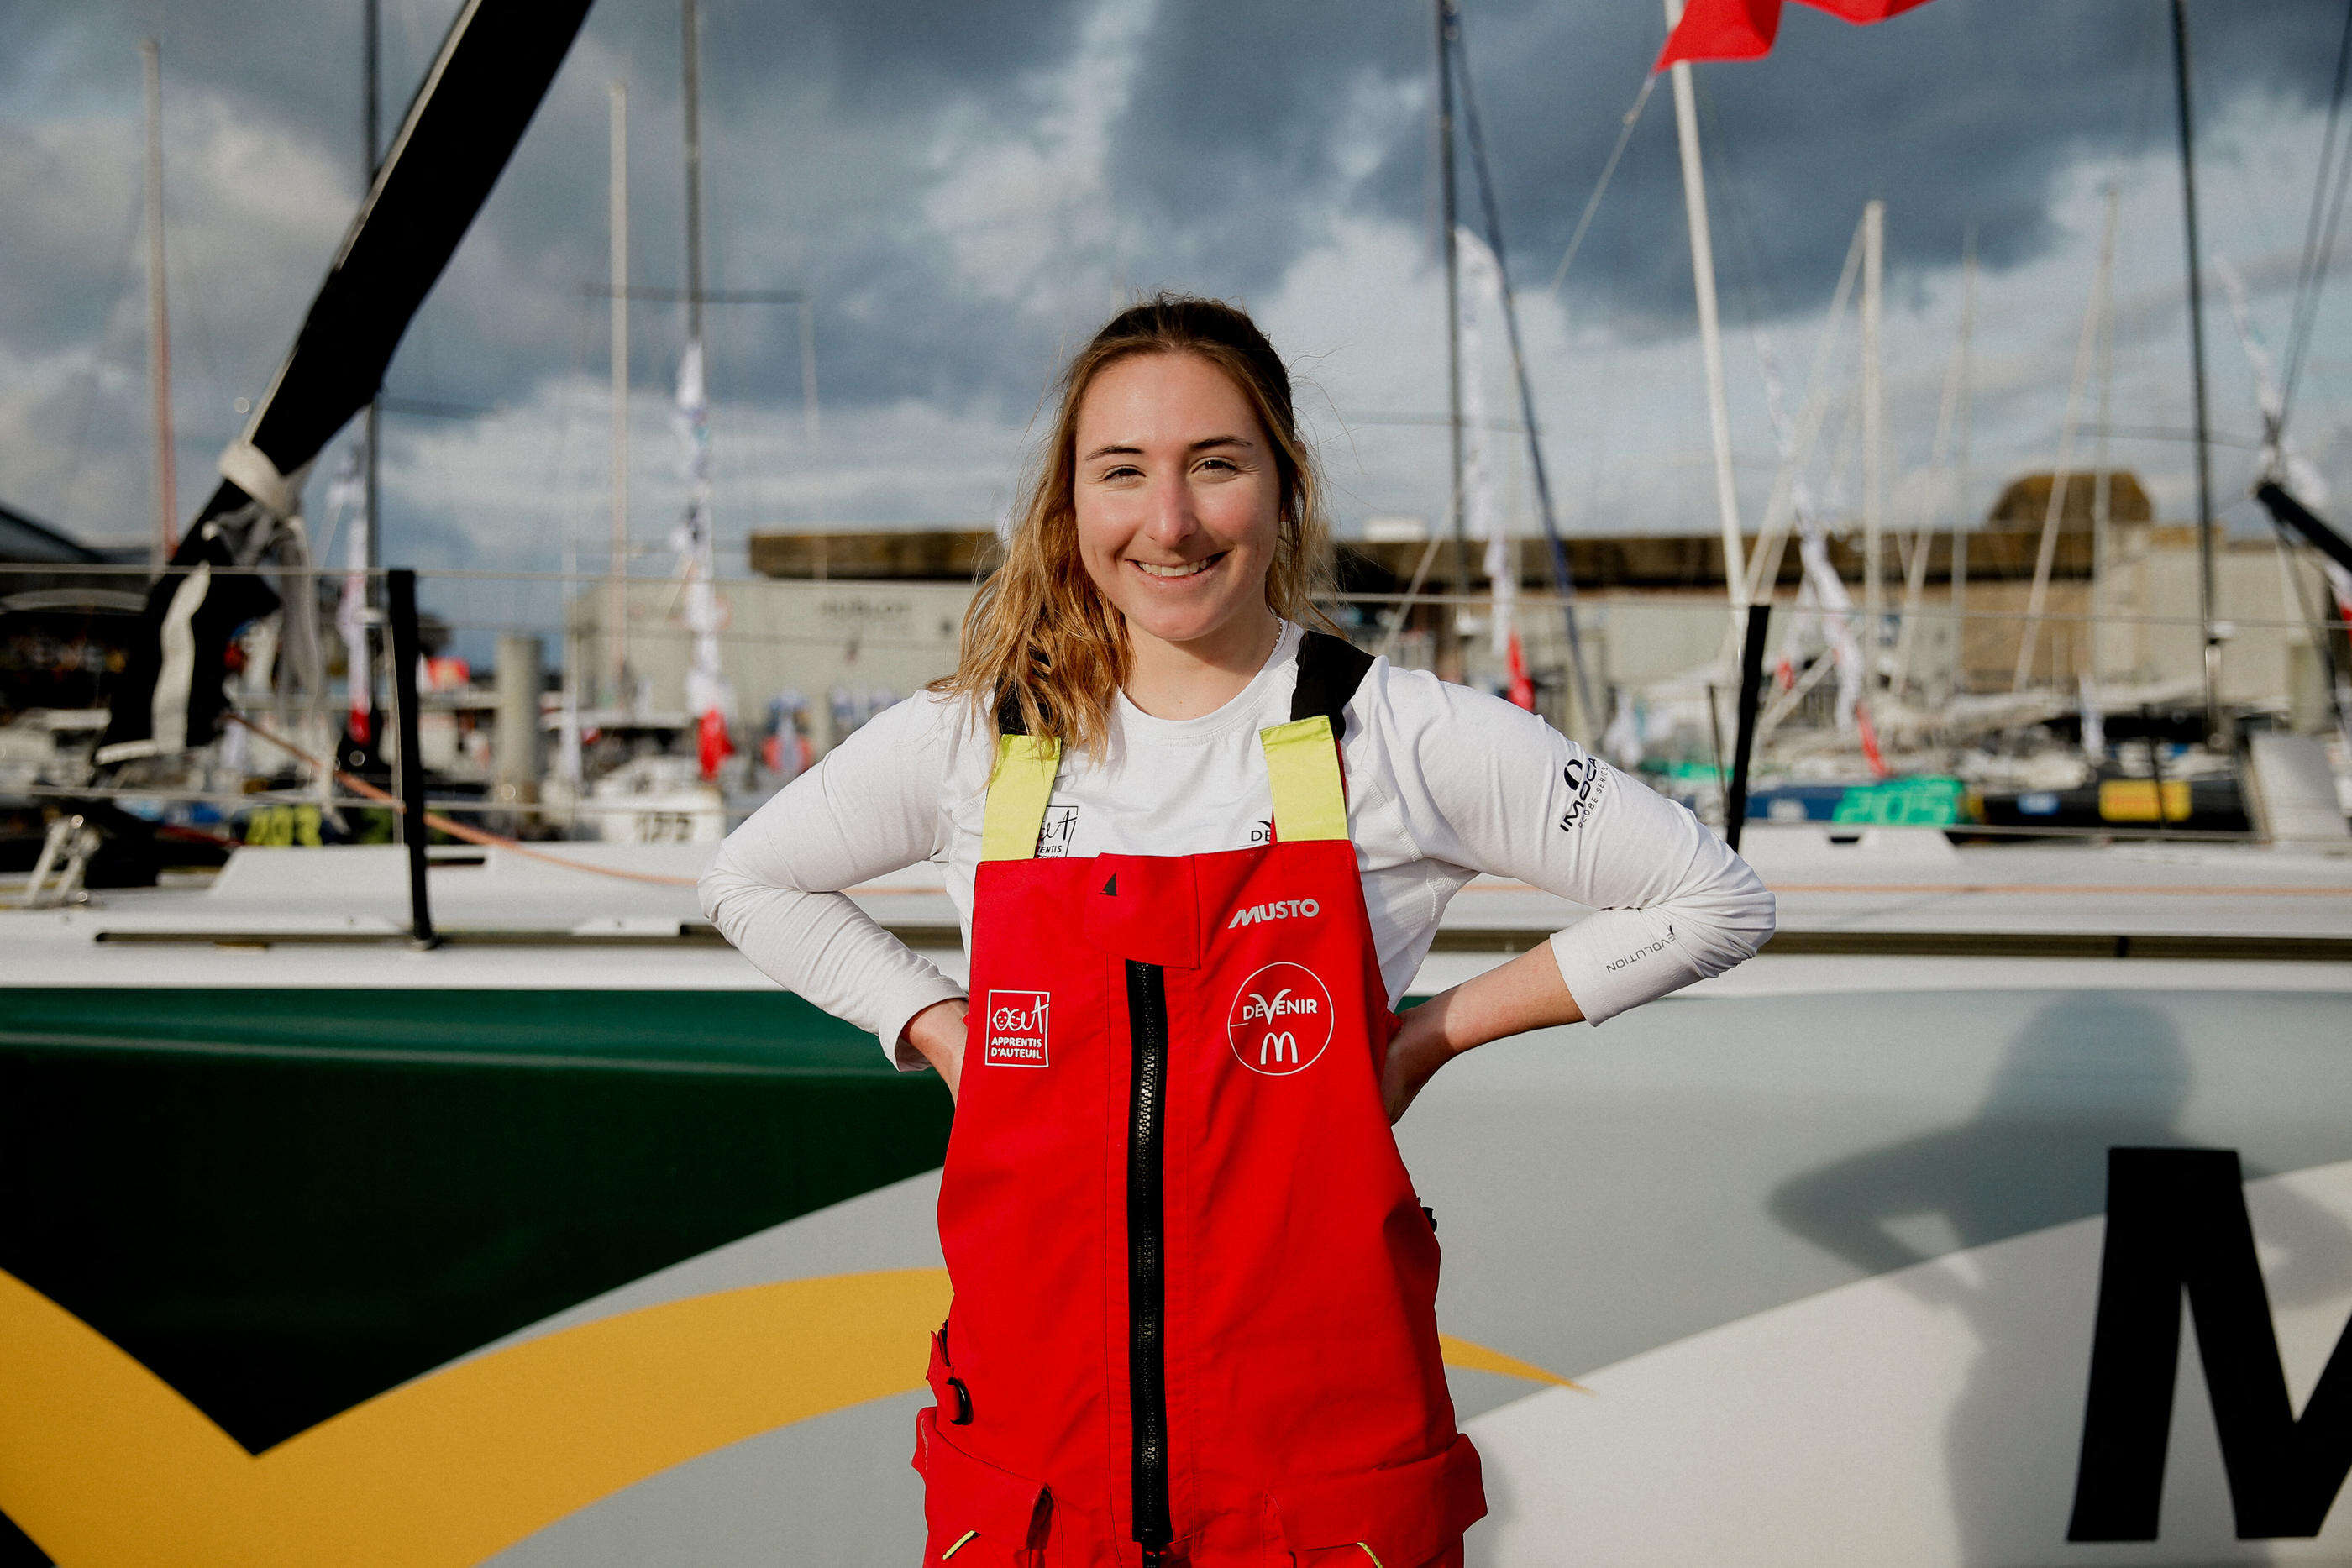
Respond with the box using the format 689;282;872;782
919;0;1158;322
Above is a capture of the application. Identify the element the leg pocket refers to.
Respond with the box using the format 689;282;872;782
912;1406;1049;1567
1271;1434;1484;1568
1292;1545;1462;1568
1289;1550;1363;1568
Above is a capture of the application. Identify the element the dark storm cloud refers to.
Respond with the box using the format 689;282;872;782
1059;0;2349;335
1105;0;1429;287
0;0;1093;411
3;0;2343;547
1386;0;2343;330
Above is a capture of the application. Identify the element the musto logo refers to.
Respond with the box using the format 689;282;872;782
983;989;1049;1067
1226;962;1336;1077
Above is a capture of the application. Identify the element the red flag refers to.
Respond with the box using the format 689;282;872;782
696;707;733;781
1656;0;1931;72
1505;629;1536;711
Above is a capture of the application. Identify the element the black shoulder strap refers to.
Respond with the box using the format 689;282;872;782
1289;629;1375;740
1001;632;1368;738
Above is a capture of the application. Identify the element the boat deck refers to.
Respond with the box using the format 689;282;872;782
3;826;2348;996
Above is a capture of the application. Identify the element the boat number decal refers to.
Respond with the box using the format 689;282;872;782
1227;962;1335;1077
2069;1146;2352;1541
983;990;1050;1067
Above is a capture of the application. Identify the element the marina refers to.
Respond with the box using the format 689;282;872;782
5;0;2352;1563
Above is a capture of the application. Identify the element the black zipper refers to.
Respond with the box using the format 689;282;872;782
1124;958;1174;1560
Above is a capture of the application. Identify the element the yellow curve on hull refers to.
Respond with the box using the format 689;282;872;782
0;1266;1567;1567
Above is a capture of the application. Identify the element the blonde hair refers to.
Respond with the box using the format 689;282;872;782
932;293;1336;754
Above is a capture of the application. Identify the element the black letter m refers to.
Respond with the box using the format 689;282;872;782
2068;1148;2352;1539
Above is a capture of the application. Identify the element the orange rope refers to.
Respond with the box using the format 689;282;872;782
224;714;700;888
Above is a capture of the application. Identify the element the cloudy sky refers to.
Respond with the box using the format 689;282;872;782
4;0;2349;647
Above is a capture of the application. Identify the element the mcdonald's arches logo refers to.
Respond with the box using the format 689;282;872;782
1226;962;1334;1078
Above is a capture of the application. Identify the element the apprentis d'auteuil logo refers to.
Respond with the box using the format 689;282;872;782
983;989;1049;1067
1227;962;1335;1077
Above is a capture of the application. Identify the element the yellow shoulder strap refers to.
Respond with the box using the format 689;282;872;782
979;733;1063;862
1258;715;1349;842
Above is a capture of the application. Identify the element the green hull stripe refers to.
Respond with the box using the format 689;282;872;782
0;989;951;1455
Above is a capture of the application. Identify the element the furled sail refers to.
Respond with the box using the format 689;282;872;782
98;0;596;767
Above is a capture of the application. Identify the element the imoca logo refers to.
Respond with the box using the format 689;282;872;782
1226;962;1335;1076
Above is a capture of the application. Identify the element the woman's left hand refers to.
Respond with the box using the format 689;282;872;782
1380;1004;1457;1125
1377;945;1587;1125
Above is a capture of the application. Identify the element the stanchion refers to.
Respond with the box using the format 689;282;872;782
1725;602;1772;854
386;569;440;948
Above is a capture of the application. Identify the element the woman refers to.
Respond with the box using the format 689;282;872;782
701;294;1774;1567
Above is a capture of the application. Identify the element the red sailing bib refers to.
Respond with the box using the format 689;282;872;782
913;632;1486;1568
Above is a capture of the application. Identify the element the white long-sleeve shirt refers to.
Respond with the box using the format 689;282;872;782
701;621;1775;1067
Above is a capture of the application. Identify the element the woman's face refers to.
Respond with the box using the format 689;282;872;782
1071;351;1282;654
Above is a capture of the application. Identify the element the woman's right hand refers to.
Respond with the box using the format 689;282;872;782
902;999;970;1100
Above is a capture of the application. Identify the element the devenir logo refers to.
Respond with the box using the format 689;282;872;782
982;989;1050;1067
1226;962;1335;1076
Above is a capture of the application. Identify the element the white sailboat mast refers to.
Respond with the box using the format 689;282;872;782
2013;191;2118;694
682;0;706;351
1661;0;1747;615
608;80;630;706
1861;198;1884;683
140;39;178;564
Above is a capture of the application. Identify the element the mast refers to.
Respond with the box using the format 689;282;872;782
2171;0;2220;735
1662;0;1747;616
364;0;381;579
1890;218;1971;702
139;39;177;564
1861;199;1884;688
2013;191;2116;693
608;80;630;707
2092;186;2118;686
1436;0;1469;662
682;0;706;349
675;0;729;773
1953;230;1977;693
1449;24;1600;731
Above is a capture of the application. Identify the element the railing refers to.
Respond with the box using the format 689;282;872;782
6;559;2348;911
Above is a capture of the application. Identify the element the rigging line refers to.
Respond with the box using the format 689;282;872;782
2281;0;2352;423
1689;71;1829;603
1545;74;1656;299
1689;76;1774;321
1690;74;1793;403
2284;145;2352;439
1452;13;1599;726
56;184;151;536
224;712;701;887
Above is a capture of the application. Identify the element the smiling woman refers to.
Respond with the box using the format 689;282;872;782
934;293;1335;750
697;291;1774;1567
1071;352;1287;717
